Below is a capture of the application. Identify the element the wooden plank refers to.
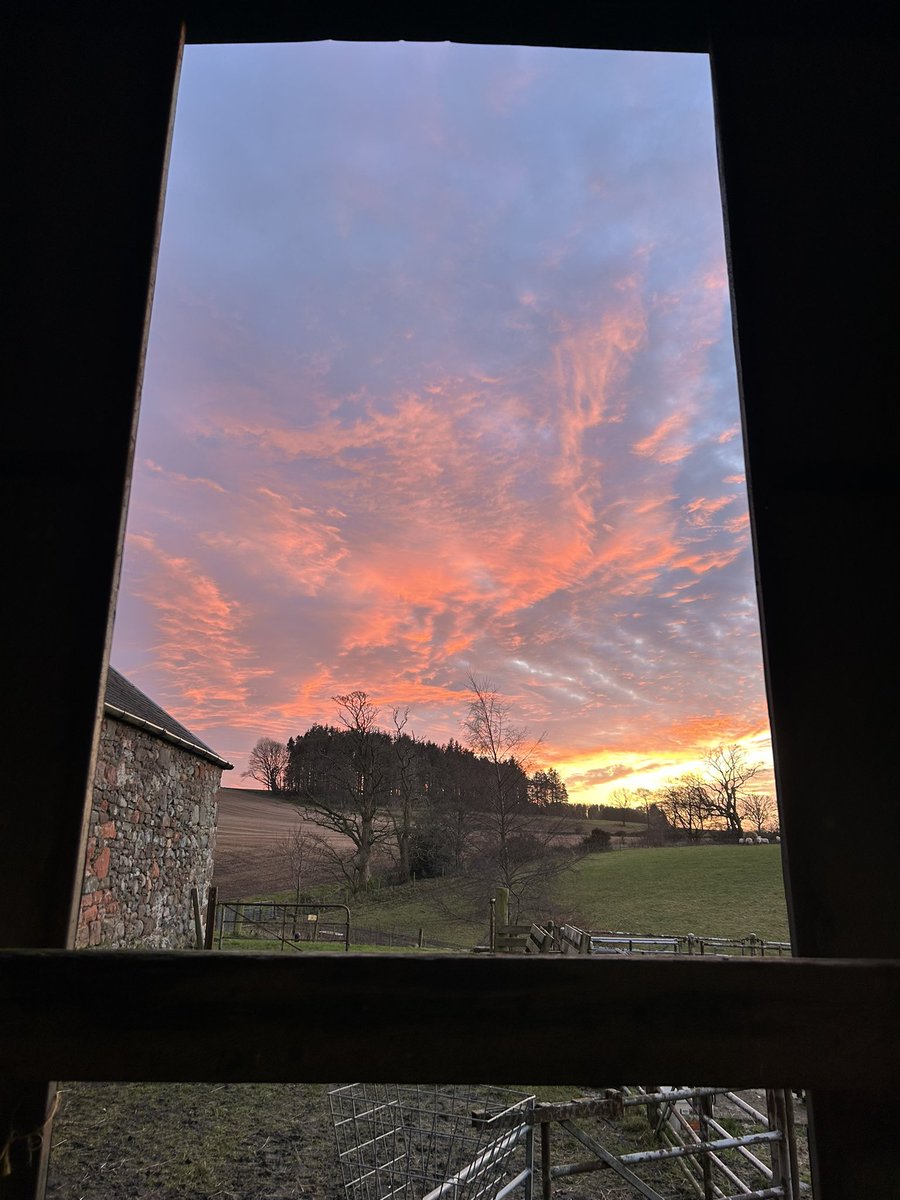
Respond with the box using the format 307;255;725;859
0;953;896;1086
203;887;218;951
711;26;900;1200
1;15;183;1200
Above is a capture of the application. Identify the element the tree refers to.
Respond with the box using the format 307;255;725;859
739;792;777;837
528;767;569;809
388;707;420;884
275;823;322;906
243;737;289;792
702;745;761;835
462;674;575;919
655;776;714;840
289;692;393;894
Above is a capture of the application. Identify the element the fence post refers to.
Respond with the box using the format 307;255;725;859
203;886;217;950
540;1121;552;1200
489;896;496;953
495;887;509;947
782;1089;802;1200
190;886;204;950
698;1093;715;1200
523;1102;535;1200
766;1088;796;1200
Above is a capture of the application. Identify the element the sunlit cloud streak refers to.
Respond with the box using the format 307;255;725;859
110;41;773;803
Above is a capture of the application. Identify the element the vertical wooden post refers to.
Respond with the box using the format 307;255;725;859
782;1090;801;1200
190;886;204;950
540;1121;552;1200
698;1094;714;1200
489;896;496;953
0;14;183;1199
523;1108;534;1200
495;888;509;951
203;886;217;950
418;927;424;948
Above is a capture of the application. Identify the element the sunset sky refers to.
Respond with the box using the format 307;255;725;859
111;40;774;805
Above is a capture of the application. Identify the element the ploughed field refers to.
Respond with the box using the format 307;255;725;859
211;788;353;898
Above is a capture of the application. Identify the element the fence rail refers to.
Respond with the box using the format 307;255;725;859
493;918;791;959
510;1086;805;1200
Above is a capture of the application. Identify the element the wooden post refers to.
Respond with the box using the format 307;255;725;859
522;1104;535;1200
203;886;217;951
698;1093;714;1200
495;888;509;950
418;927;424;948
782;1090;801;1200
489;896;496;953
541;1120;552;1200
190;887;204;950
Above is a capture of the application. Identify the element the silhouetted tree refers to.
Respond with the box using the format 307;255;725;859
243;737;289;792
288;692;393;894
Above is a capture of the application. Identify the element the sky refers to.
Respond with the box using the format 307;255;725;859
111;40;774;805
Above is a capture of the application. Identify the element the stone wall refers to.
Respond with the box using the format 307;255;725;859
76;715;220;949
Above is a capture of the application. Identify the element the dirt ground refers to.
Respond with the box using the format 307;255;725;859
46;1081;807;1200
211;789;351;898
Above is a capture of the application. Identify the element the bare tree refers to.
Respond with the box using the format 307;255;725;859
462;674;575;920
276;823;322;905
703;744;761;834
739;792;777;837
293;692;393;895
655;776;714;840
389;707;419;884
243;737;290;792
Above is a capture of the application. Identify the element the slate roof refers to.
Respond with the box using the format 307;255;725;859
104;666;233;770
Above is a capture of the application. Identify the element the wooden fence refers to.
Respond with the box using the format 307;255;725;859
492;918;790;959
473;1086;804;1200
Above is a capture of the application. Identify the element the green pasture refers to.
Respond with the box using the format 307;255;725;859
246;844;789;949
551;845;789;942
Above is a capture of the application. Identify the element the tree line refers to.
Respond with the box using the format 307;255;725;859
244;679;776;909
612;745;777;841
243;676;576;916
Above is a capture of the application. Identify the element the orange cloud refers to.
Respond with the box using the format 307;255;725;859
123;533;270;729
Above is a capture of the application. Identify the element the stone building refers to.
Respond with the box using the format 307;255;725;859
76;667;232;949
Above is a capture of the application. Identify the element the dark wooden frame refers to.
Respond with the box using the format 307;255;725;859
3;5;897;1199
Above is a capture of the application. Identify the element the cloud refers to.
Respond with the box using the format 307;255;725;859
111;42;771;800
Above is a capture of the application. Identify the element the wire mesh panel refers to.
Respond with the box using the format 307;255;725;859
329;1084;534;1200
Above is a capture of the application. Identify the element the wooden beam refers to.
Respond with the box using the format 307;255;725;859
1;15;182;1200
2;12;184;952
1;953;897;1087
711;25;899;1199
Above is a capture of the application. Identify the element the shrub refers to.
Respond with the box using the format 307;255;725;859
582;827;612;853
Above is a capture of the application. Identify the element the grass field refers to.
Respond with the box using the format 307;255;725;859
246;844;790;949
553;845;790;942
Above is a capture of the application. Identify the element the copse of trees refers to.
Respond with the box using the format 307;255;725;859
247;681;581;904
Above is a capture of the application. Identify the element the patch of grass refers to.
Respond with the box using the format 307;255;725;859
550;845;789;942
244;844;789;949
218;934;464;955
